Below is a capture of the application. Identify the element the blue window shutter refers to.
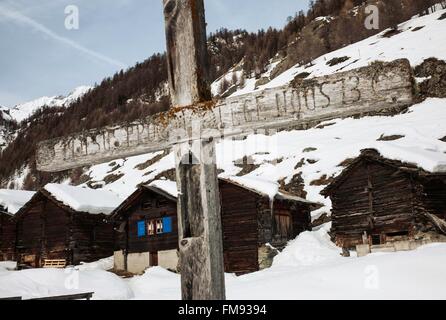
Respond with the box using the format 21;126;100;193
137;220;146;237
163;217;173;233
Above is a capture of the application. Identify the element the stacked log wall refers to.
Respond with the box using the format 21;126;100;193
330;160;433;247
219;181;259;274
0;212;16;261
42;201;69;261
331;163;372;247
16;199;44;267
422;178;446;220
71;213;114;265
368;163;415;235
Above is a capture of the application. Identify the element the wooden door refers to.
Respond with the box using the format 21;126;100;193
275;214;293;240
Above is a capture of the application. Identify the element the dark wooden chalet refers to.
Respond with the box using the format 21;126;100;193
112;182;179;274
0;190;35;261
321;149;446;249
14;184;122;268
112;178;317;275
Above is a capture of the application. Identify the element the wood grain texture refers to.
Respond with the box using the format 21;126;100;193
36;59;414;172
164;0;225;300
175;141;226;300
163;0;211;106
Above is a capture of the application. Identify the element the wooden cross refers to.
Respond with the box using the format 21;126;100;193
35;0;415;301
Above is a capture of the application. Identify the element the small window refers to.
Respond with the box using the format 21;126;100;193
371;234;381;245
157;198;168;207
142;200;153;210
145;216;174;236
147;220;155;235
137;221;146;238
156;219;163;234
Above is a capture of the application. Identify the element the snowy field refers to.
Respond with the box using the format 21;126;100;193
1;224;446;300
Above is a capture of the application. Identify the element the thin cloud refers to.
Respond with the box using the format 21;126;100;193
0;3;127;69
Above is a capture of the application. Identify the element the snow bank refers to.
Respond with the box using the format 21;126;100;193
44;184;123;215
273;223;341;267
0;189;35;214
2;239;446;300
0;261;17;271
0;268;133;300
75;256;114;271
128;267;181;300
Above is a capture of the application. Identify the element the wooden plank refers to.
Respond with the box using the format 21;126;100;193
164;0;225;300
28;292;94;301
36;59;414;172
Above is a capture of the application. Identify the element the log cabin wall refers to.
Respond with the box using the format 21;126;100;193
422;177;446;220
41;200;69;262
324;149;446;249
16;196;45;267
219;181;259;274
290;202;312;238
0;212;16;261
15;192;114;267
260;199;312;249
367;162;416;237
70;212;114;265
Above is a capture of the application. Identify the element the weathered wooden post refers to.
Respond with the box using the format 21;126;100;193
163;0;226;300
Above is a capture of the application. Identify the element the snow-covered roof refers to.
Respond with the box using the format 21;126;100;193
221;176;317;204
43;184;123;215
148;180;178;198
221;176;279;200
322;148;446;196
0;189;36;215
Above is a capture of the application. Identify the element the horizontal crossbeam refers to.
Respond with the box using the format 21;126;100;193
36;59;414;172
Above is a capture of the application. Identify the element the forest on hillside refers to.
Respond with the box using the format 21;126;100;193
0;0;441;190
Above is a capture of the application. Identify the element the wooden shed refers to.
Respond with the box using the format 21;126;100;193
321;149;446;250
112;178;317;275
14;184;122;268
0;190;35;261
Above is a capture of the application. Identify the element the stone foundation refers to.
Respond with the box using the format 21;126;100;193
258;244;279;270
158;250;179;271
356;239;446;257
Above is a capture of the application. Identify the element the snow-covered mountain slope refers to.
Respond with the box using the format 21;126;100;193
0;105;12;122
226;8;446;97
0;106;14;150
8;86;92;123
77;10;446;221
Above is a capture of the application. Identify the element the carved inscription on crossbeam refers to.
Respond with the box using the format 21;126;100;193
37;59;413;172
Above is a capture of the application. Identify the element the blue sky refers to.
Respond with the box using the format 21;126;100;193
0;0;308;107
